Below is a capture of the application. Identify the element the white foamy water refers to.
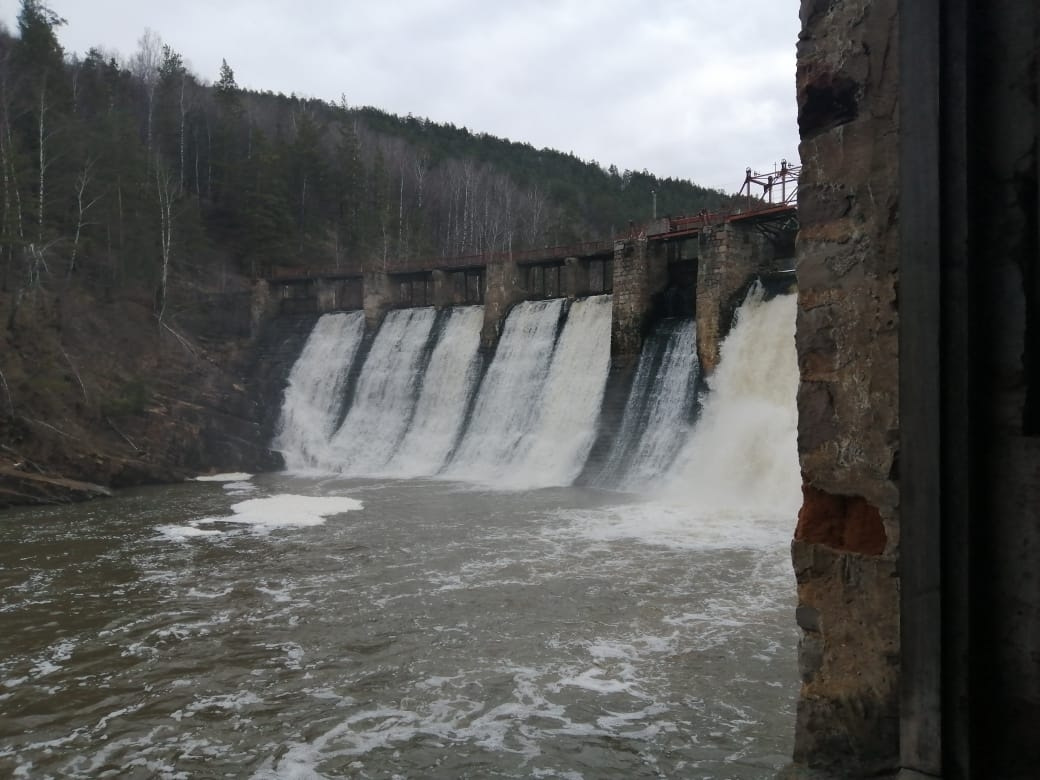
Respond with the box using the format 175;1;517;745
663;288;800;515
385;306;484;477
521;295;613;487
179;494;364;536
445;296;612;488
276;311;366;471
597;318;700;491
442;299;565;484
193;472;254;482
327;308;438;474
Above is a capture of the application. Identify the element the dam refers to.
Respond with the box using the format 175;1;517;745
0;169;806;778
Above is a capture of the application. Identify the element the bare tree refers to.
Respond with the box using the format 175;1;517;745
68;158;100;276
35;75;53;244
130;29;163;164
155;158;175;325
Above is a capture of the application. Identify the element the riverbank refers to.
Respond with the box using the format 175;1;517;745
0;279;284;510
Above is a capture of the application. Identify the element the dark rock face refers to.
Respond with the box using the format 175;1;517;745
790;0;901;774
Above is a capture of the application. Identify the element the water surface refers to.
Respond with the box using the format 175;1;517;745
0;475;797;778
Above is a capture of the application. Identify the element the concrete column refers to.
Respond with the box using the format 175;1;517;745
481;258;523;349
363;271;392;331
609;237;668;363
315;278;337;312
563;256;589;299
431;270;453;309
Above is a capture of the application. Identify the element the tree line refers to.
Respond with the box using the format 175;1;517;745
0;0;733;323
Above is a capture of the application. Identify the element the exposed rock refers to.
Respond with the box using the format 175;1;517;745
796;485;887;555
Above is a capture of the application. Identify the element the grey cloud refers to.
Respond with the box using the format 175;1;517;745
6;0;799;192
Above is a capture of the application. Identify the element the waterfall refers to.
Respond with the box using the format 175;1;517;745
325;307;438;475
385;306;484;477
661;286;800;515
440;298;564;485
442;296;612;488
515;294;613;486
272;288;794;500
274;311;366;472
595;318;699;491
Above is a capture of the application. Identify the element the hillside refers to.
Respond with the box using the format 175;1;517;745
0;2;732;505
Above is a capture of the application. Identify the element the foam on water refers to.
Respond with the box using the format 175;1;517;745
193;472;253;483
164;495;365;538
549;500;793;551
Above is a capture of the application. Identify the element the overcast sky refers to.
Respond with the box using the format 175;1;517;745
0;0;800;193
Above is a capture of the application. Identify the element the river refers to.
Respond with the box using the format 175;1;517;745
0;474;796;778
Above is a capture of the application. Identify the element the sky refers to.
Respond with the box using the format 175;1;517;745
0;0;800;193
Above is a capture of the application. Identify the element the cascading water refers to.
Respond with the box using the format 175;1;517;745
384;305;484;477
274;311;366;472
439;298;564;485
662;285;800;518
442;295;612;488
510;294;613;487
593;318;700;491
325;307;438;474
272;287;796;503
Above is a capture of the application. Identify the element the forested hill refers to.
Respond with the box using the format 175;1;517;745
1;3;732;294
0;3;737;504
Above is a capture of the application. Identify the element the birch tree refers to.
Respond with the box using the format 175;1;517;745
154;158;175;324
130;29;162;165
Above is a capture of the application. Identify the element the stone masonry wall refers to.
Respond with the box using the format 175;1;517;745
362;271;392;331
480;259;524;349
786;0;901;776
611;237;668;363
695;223;773;374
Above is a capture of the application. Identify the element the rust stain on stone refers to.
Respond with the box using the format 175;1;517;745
795;484;887;555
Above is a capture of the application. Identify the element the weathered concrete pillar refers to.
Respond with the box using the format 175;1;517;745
563;256;589;299
481;258;523;349
314;278;337;312
431;270;454;309
695;222;772;375
610;237;668;364
363;271;393;331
